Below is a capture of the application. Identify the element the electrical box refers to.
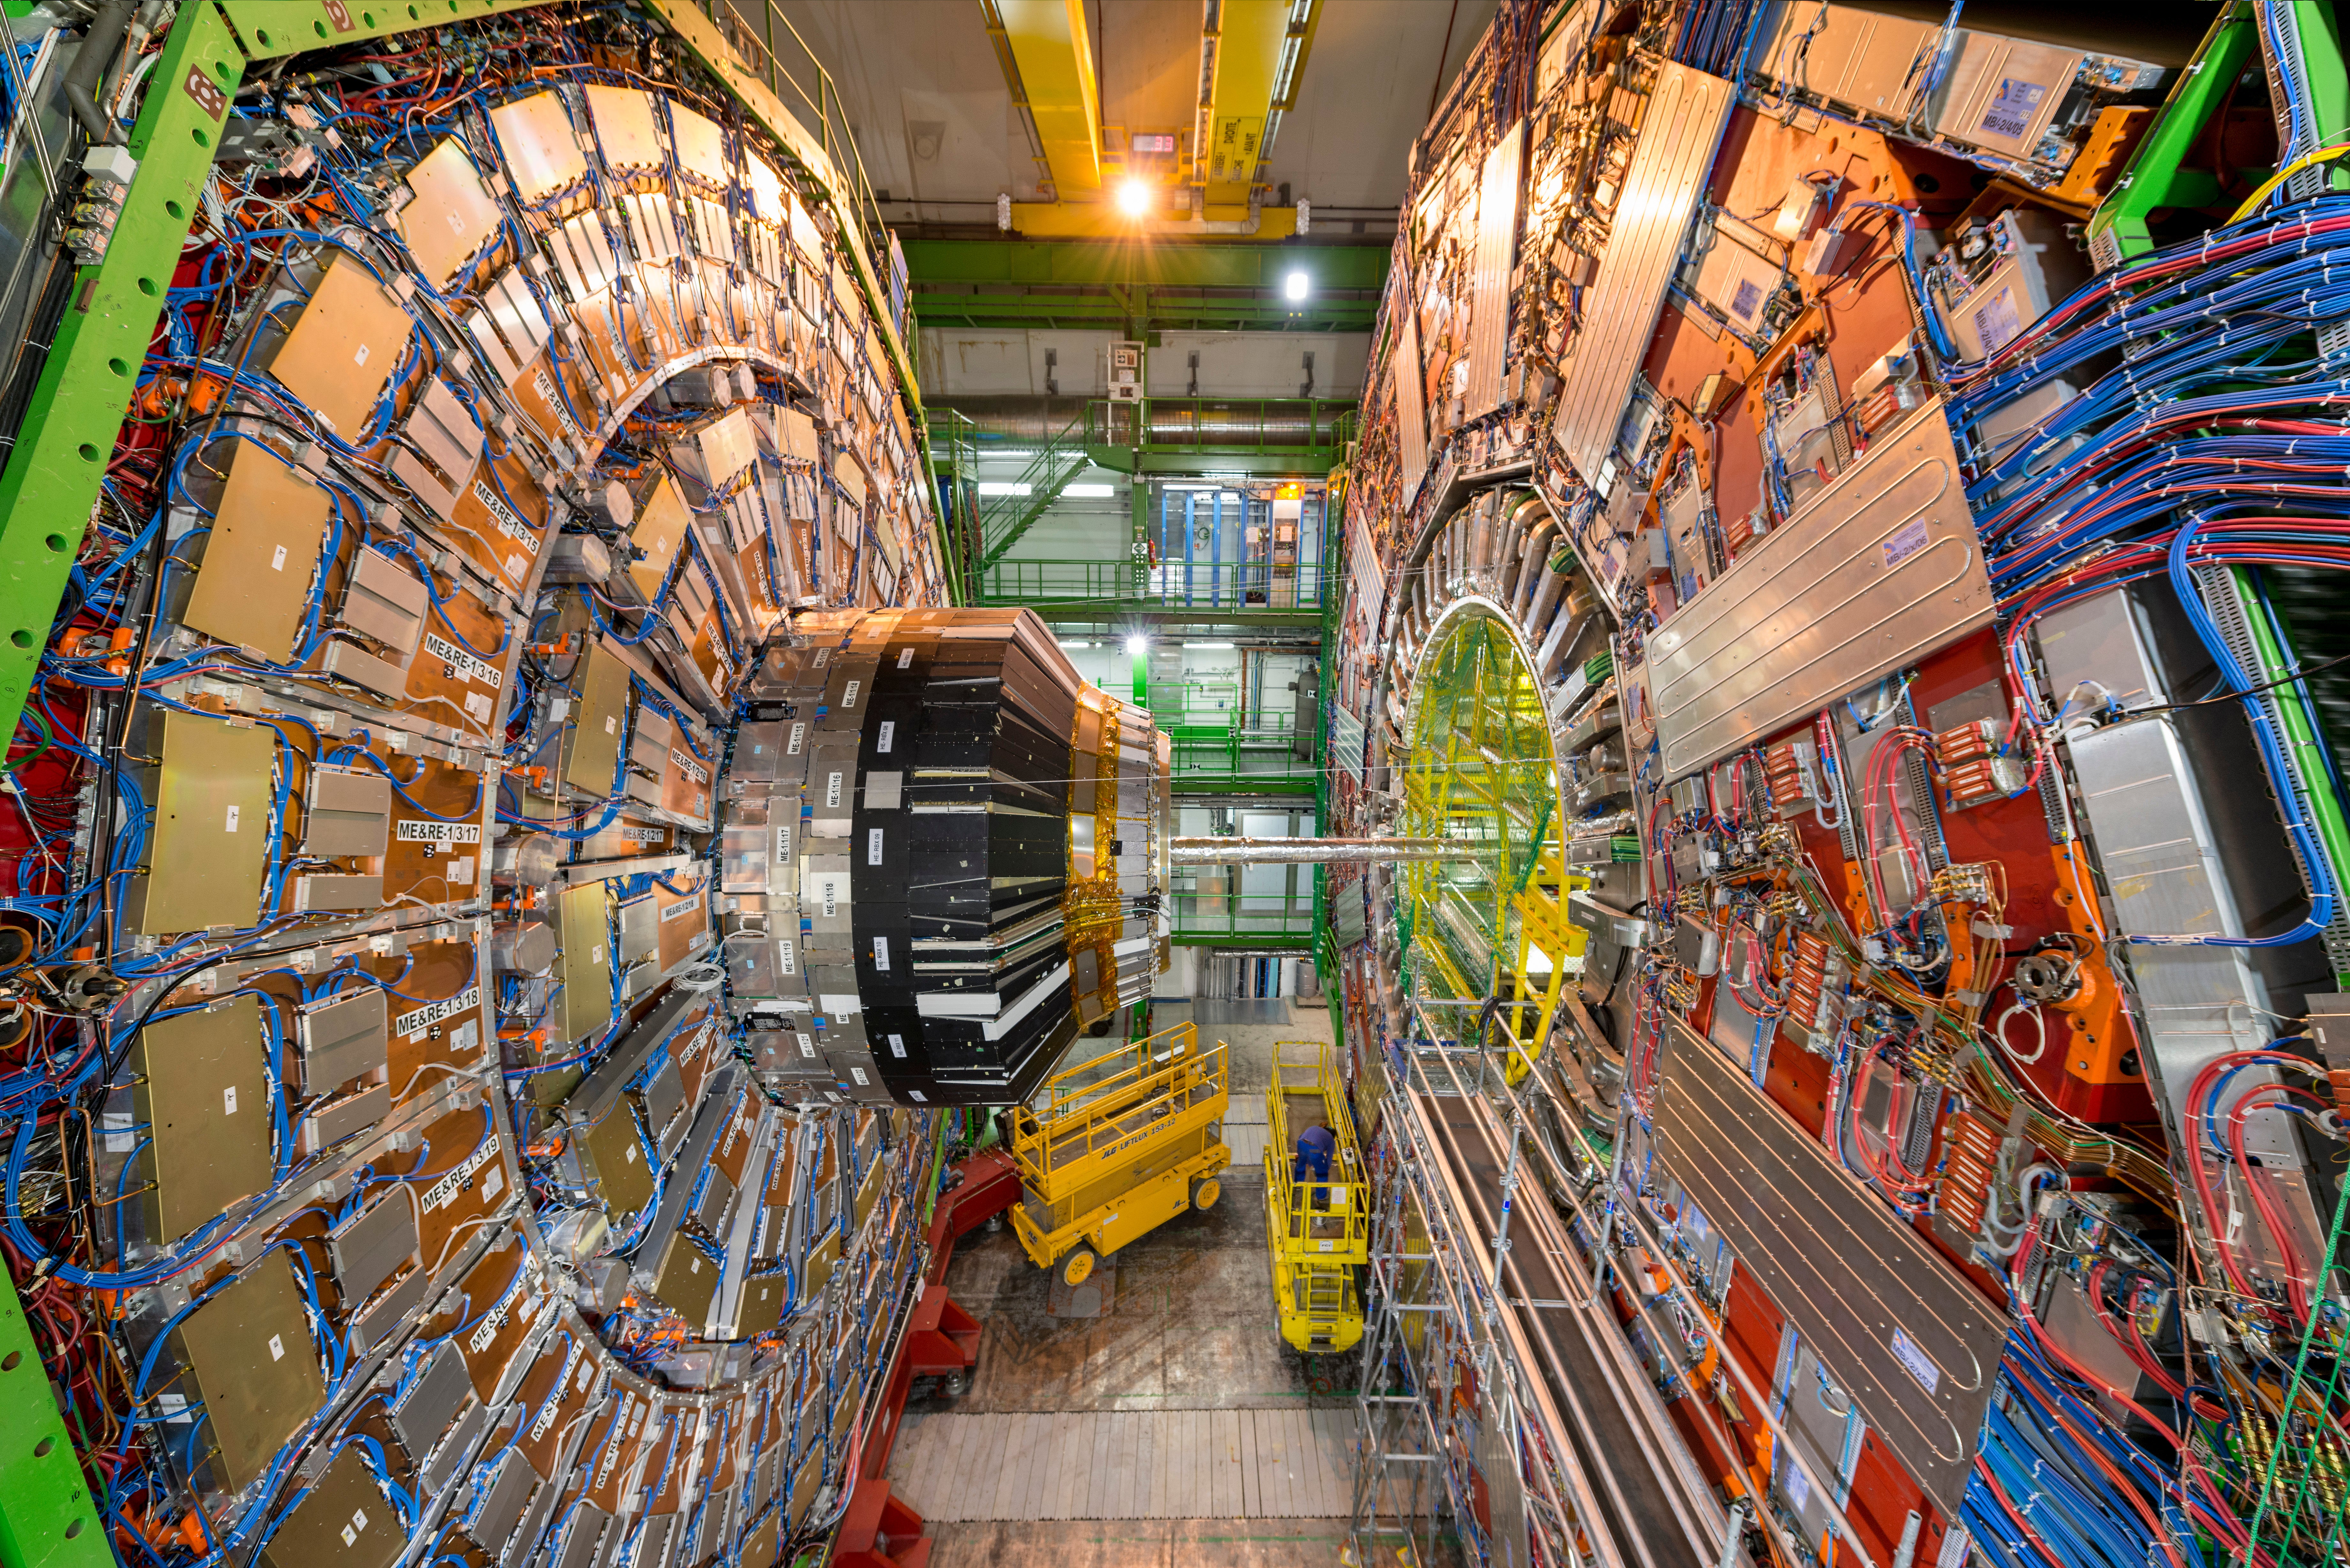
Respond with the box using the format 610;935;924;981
1108;339;1145;402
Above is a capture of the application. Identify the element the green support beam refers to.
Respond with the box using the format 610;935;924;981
0;1;248;754
218;0;550;57
2088;5;2258;262
902;239;1388;334
0;1270;105;1566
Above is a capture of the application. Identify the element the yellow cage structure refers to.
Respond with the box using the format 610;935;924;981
1264;1040;1369;1353
1005;1021;1232;1287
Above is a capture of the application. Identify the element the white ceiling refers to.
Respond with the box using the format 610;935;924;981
749;0;1500;224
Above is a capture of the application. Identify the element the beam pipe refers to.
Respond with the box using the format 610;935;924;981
1166;836;1471;864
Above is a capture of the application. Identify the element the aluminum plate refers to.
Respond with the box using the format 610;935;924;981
1550;58;1735;482
1647;400;1992;777
1650;1019;2003;1514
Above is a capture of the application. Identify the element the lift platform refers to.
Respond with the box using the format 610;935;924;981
1265;1039;1369;1353
1004;1021;1231;1286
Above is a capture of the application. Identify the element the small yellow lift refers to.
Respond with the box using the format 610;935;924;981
1264;1040;1368;1353
1005;1021;1231;1286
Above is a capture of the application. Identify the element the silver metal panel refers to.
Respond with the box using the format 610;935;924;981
1754;3;1936;119
1646;401;1992;777
1551;59;1735;482
1465;121;1525;424
2066;717;2270;1133
1393;289;1429;505
327;1187;418;1304
1650;1018;2005;1516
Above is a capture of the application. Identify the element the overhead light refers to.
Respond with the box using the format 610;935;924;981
1117;177;1151;217
1126;633;1149;656
1284;269;1309;301
997;193;1012;230
1062;483;1115;497
1186;641;1235;650
975;481;1032;496
1058;640;1095;650
1296;198;1311;235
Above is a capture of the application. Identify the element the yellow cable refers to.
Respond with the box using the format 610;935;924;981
2228;140;2350;223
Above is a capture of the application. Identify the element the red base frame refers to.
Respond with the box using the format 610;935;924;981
834;1150;1021;1568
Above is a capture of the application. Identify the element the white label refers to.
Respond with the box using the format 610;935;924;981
777;939;797;975
533;367;583;442
825;771;843;809
1979;77;2047;139
787;722;807;755
839;679;861;708
422;1132;502;1211
867;828;884;867
689;1256;701;1275
896;648;914;669
424;631;503;690
1319;1239;1333;1252
887;1033;905;1058
350;1510;368;1535
393;985;482;1038
660;895;700;924
471;478;539;554
776;821;794;860
340;1527;357;1549
624;1142;638;1165
504;551;528;579
670;749;709;785
353;343;370;367
464;690;493;722
270;544;288;572
910;1089;927;1103
1889;1327;1942;1395
603;714;617;735
266;1334;285;1362
446;208;465;234
479;1163;503;1200
849;1066;868;1086
222;1086;239;1115
449;855;475;884
224;804;240;833
466;1297;509;1354
591;944;603;963
876;720;895;754
872;934;889;971
396;820;484;844
796;1032;815;1059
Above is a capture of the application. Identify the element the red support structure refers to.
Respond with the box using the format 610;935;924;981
834;1151;1022;1568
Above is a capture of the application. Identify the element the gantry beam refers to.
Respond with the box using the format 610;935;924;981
984;0;1105;199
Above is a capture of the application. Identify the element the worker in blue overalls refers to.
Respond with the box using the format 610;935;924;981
1292;1122;1336;1210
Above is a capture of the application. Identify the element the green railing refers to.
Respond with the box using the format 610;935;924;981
1169;887;1318;947
927;408;982;602
978;557;1329;610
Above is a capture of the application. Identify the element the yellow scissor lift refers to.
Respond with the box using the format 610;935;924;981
1005;1021;1231;1287
1265;1040;1370;1353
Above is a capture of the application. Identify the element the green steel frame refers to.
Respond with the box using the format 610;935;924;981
2085;4;2259;261
902;239;1389;335
0;1270;101;1568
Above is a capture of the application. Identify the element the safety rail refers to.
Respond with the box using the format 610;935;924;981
1170;886;1317;945
977;557;1330;610
1007;1021;1226;1193
1265;1040;1371;1263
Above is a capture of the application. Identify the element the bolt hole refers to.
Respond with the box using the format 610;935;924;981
1;1352;19;1371
64;1520;83;1540
107;358;127;378
138;277;157;296
44;535;65;553
34;1437;51;1458
191;127;209;149
76;444;98;462
11;632;33;650
165;199;184;219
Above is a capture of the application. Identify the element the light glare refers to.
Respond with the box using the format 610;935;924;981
1284;269;1309;301
1118;178;1151;217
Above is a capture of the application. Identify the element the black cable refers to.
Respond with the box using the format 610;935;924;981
2138;649;2350;713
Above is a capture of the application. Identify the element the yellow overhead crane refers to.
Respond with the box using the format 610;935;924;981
1265;1040;1368;1353
1004;1021;1232;1286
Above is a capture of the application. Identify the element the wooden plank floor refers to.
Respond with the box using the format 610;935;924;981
890;1406;1357;1521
